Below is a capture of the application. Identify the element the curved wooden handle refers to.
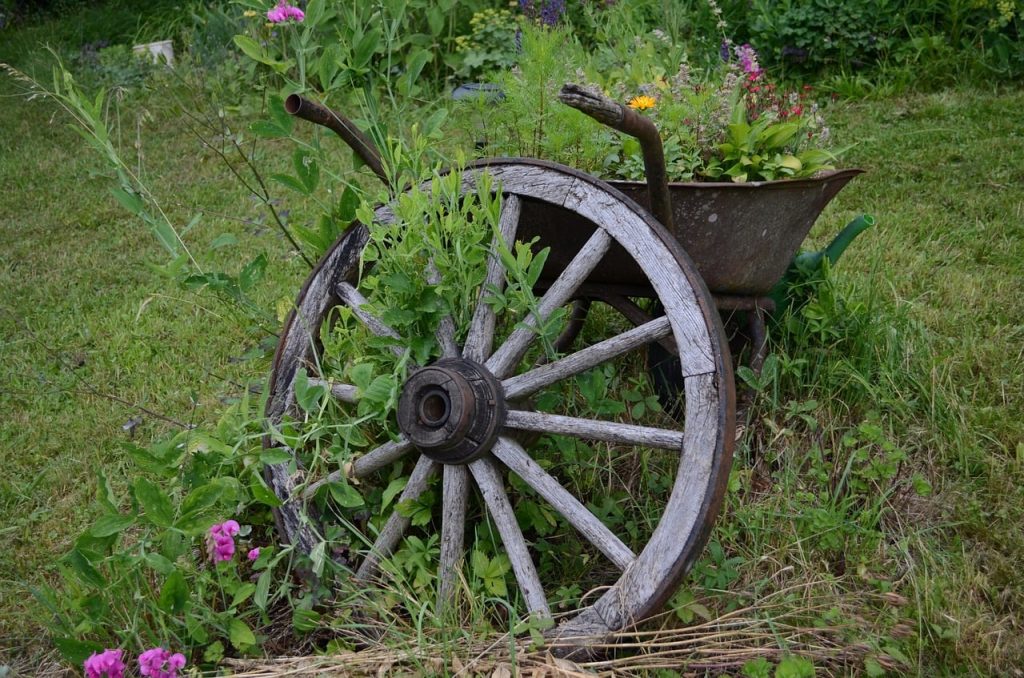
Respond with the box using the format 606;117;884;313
558;84;673;232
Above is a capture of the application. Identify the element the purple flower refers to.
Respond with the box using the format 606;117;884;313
720;40;730;63
540;0;565;25
84;649;125;678
139;648;186;678
520;0;565;26
207;520;241;562
735;43;761;75
247;547;260;561
267;0;304;23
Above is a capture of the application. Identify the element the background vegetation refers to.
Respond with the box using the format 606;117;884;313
1;0;1021;675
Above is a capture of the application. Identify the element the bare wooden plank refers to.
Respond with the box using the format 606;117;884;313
307;377;358;404
563;181;714;376
468;457;551;619
352;438;415;479
268;224;368;423
438;464;469;606
502;316;671;400
426;260;461;359
355;455;438;582
461;166;576;207
265;225;369;556
464;195;520;363
485;228;613;379
334;281;405;358
504;409;684;450
492;437;635;570
299;437;414;501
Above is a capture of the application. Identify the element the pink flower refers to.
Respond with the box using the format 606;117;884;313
139;647;186;678
247;547;260;561
207;520;241;562
267;0;304;23
84;649;126;678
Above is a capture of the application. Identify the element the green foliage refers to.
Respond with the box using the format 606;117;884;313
452;7;520;79
41;392;293;663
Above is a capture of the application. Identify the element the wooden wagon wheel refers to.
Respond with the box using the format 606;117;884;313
264;158;735;646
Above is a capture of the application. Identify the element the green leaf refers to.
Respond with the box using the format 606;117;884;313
110;185;144;214
348;362;374;390
239;253;267;292
254;569;272;611
353;27;381;69
180;483;224;516
267;93;293;133
337;184;361;222
89;513;135;537
231;582;257;608
95;470;118;512
250;476;283;507
271;173;310;195
228;617;257;650
292;607;321;633
309;541;327;579
317;44;342;91
293;367;327;413
233;34;288;68
328;479;364;508
134;478;174;528
54;636;104;664
762;122;799;149
203;640;225;664
775;655;815;678
211;233;238;249
64;549;105;588
293;148;320;194
159;569;188;614
144;552;176;575
381;477;407;510
260;447;293;465
249;120;288;139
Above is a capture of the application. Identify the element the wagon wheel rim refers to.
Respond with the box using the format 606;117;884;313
264;158;735;645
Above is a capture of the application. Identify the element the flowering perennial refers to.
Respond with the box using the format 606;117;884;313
138;647;187;678
628;95;657;111
207;519;241;562
267;1;304;23
84;649;126;678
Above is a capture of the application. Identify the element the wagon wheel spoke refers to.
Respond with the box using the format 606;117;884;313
502;316;672;400
468;457;551;620
492;437;636;571
438;464;470;607
307;378;359;404
355;455;438;582
335;281;405;358
464;194;521;363
485;228;612;379
426;260;461;359
505;409;684;450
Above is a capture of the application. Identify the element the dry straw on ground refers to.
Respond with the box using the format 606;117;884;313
225;583;902;676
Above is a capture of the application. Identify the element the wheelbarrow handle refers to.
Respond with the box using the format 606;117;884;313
558;84;674;232
284;94;391;189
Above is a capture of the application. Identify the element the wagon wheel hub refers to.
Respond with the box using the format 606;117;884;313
397;358;506;465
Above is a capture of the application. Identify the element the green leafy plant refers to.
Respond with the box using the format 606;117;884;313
38;392;292;665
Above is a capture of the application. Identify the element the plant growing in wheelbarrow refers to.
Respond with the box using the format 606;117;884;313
463;25;874;374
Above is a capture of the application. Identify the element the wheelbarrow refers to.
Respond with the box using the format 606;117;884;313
262;84;863;648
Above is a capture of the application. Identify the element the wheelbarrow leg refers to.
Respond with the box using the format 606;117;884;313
748;303;769;375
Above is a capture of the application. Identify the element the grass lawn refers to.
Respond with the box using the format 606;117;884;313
1;6;1022;674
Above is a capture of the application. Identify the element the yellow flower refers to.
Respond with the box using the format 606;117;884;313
243;9;257;16
628;95;657;111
